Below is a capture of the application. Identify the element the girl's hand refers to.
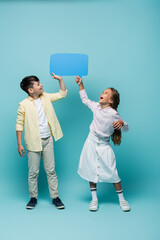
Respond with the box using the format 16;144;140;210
112;120;124;130
51;73;62;81
75;76;82;85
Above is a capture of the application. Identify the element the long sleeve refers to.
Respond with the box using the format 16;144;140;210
113;112;129;132
16;103;25;131
79;89;97;111
46;89;68;103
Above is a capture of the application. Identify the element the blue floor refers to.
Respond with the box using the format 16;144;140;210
1;181;159;240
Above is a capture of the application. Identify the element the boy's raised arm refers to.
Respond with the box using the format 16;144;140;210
51;73;66;91
47;73;67;102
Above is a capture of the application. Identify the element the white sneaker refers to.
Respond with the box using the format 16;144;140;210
89;200;98;211
120;200;130;212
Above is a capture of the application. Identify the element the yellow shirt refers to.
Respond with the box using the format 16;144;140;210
16;90;67;151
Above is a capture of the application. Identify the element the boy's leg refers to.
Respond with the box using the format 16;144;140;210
41;136;58;199
27;151;41;198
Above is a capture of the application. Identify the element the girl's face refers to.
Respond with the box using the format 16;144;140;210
99;88;113;107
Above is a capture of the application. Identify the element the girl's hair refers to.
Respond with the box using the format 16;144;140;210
20;76;39;94
109;88;122;146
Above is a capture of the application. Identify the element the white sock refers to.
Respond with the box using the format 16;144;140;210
116;190;125;202
90;188;98;201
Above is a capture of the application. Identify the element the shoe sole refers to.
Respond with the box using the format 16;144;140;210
122;208;130;212
89;209;98;212
26;206;36;210
89;206;98;211
52;204;65;209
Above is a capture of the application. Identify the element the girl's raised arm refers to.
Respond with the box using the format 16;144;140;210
75;76;84;90
75;76;97;111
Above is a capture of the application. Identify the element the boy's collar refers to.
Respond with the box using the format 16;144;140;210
27;95;34;101
27;93;43;101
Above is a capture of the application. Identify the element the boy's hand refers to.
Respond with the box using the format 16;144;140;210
75;76;82;85
112;120;124;130
51;73;62;81
18;145;25;157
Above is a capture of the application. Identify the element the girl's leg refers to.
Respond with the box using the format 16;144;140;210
90;182;97;188
89;182;98;211
113;181;122;191
89;182;98;201
113;181;130;211
113;181;125;201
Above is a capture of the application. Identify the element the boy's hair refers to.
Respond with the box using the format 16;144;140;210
20;76;39;94
109;88;122;146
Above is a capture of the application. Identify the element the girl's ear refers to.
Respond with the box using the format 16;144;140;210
109;99;113;104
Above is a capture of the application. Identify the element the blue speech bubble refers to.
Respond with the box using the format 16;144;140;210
50;53;88;77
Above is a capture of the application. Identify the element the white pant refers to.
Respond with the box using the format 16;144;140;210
27;136;58;198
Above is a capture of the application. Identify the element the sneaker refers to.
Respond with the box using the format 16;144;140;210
89;200;98;211
52;197;65;209
120;200;130;212
26;198;37;209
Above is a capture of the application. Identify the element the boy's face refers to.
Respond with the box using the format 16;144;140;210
28;81;43;96
99;88;113;106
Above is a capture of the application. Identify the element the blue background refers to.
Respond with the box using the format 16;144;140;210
0;0;159;239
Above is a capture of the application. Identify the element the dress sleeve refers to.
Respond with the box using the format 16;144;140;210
46;89;68;103
16;103;25;131
113;112;129;132
79;89;97;111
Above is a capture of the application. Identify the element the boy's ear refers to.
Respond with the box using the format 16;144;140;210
28;88;33;94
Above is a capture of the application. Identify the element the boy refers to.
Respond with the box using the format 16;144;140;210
16;73;67;210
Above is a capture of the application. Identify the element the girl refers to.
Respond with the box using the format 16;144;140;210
75;76;130;212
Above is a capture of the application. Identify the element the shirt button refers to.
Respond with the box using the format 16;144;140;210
97;174;99;176
98;166;100;168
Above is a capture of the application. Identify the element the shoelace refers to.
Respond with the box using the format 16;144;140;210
30;198;37;203
54;197;61;203
90;200;98;206
120;200;128;206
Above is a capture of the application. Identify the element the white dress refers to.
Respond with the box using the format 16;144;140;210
77;89;129;183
